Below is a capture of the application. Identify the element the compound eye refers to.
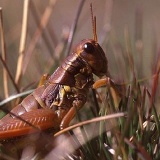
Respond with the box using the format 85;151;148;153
83;42;95;53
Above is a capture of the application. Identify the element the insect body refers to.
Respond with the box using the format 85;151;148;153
0;39;108;139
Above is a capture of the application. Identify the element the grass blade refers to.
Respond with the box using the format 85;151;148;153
15;0;29;85
0;8;9;98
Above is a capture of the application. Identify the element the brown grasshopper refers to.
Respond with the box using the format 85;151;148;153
0;5;108;141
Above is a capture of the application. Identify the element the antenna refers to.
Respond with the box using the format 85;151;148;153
90;3;98;42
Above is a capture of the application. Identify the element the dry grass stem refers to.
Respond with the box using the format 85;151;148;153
54;112;126;137
15;0;29;85
0;8;9;98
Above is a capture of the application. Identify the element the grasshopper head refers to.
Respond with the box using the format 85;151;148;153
75;39;108;77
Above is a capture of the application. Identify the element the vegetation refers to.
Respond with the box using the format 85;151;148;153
0;1;160;159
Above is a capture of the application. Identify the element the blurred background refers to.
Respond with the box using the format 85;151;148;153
0;0;160;99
